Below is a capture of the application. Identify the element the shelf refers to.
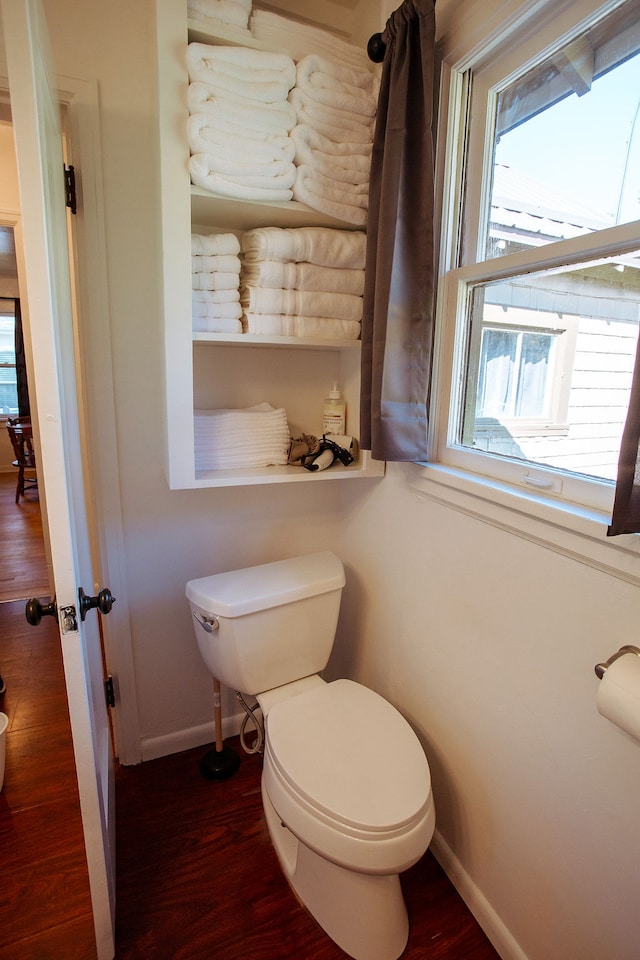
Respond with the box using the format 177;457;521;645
193;333;361;350
191;188;365;232
193;450;385;487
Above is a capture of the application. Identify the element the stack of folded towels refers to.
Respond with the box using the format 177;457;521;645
192;233;243;333
249;9;371;73
187;0;252;34
289;54;377;225
194;402;291;471
240;226;366;339
187;43;298;202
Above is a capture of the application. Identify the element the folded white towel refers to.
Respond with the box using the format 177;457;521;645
191;253;241;274
249;10;371;72
241;260;364;296
191;232;240;256
188;0;251;30
242;314;361;340
187;44;296;103
192;317;243;334
189;147;295;184
192;271;241;291
241;227;367;269
192;288;240;303
188;83;297;135
194;402;291;470
189;155;294;201
192;298;243;319
288;89;374;145
291;125;371;180
241;286;363;322
188;114;296;167
297;53;378;95
295;54;377;118
293;166;368;226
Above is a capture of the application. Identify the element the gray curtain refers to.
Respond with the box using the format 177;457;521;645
360;0;436;461
608;333;640;535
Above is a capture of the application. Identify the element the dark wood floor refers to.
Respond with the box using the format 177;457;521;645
0;471;501;960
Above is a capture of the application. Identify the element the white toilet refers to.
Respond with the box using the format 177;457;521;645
186;551;435;960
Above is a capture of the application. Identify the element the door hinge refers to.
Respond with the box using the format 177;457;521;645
64;164;77;215
104;675;115;709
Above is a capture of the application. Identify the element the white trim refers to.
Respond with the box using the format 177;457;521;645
139;709;246;763
58;74;141;765
0;67;141;763
430;830;529;960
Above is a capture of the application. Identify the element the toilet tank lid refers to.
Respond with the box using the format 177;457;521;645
185;551;345;618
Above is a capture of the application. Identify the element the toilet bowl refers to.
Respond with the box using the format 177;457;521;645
186;552;435;960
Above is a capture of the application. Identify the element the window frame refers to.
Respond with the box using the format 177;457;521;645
427;0;640;519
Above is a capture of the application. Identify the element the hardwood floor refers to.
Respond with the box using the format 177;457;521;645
0;471;501;960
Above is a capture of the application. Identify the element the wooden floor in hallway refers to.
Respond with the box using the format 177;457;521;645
0;471;501;960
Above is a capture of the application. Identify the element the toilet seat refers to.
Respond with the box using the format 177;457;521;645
263;679;435;874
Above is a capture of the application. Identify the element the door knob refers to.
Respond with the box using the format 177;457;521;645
78;587;115;621
25;597;58;626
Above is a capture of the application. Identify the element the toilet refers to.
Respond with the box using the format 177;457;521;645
186;551;435;960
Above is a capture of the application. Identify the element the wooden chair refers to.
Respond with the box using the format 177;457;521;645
6;417;37;504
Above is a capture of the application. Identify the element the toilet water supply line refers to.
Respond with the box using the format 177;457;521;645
236;691;264;755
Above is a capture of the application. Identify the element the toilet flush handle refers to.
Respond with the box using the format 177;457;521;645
193;612;219;633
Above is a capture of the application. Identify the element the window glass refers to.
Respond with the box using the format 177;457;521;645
486;1;640;260
459;252;640;482
0;313;18;417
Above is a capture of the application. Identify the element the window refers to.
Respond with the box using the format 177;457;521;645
0;302;18;417
435;0;640;514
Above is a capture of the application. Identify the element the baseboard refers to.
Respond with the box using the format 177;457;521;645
139;709;246;762
430;831;529;960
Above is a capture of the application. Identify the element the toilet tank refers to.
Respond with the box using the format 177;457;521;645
186;551;346;696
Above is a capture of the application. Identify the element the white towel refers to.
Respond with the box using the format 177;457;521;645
192;288;240;303
191;253;241;274
189;155;294;201
293;166;368;226
249;10;371;73
192;271;241;291
291;125;371;180
188;0;251;30
192;299;243;319
187;44;296;103
241;260;364;296
188;82;297;135
188;114;296;167
295;54;378;118
241;227;367;269
191;233;240;256
288;89;373;145
193;317;243;334
194;402;291;470
241;286;363;322
297;53;378;94
242;314;361;340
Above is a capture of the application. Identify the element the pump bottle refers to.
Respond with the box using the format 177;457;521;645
322;383;346;435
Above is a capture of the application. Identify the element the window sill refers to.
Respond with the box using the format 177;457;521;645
410;462;640;586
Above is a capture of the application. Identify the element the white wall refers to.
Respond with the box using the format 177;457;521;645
336;464;640;960
15;1;640;959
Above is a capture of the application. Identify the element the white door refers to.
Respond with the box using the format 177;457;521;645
0;1;116;957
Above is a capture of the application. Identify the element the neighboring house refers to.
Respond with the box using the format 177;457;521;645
471;163;640;479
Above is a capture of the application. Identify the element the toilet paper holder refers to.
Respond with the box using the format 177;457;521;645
594;645;640;679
